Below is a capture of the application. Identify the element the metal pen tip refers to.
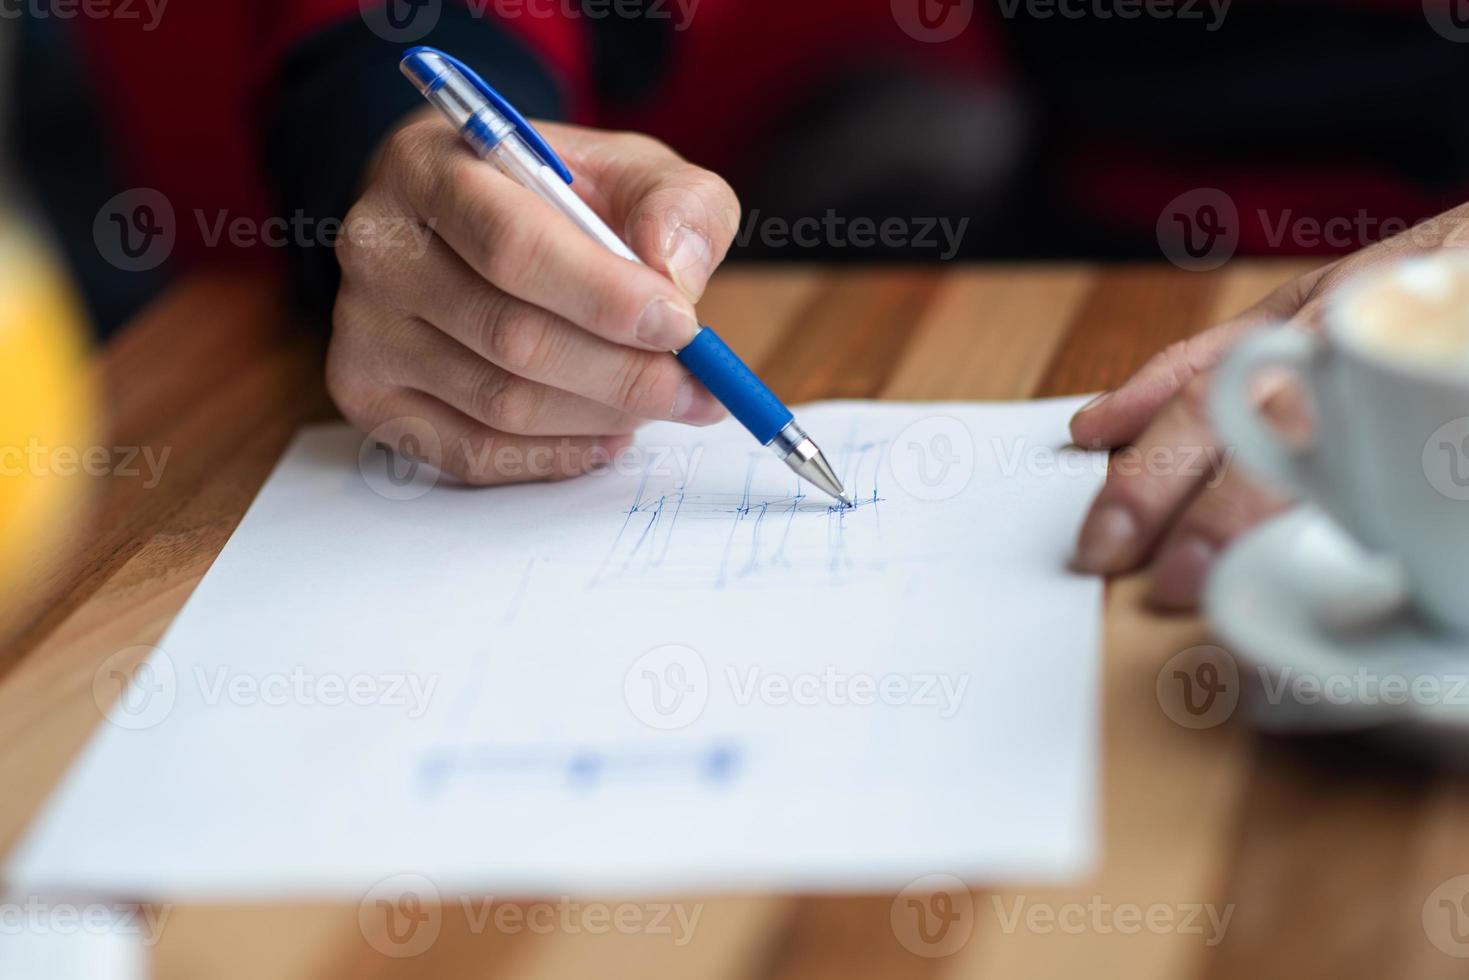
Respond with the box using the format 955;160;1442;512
787;446;848;506
771;422;850;507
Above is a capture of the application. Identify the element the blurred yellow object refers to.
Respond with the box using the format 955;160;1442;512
0;221;94;598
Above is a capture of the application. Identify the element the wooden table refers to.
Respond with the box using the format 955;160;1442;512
4;261;1461;980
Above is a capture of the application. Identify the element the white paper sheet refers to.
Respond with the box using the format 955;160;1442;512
7;399;1105;898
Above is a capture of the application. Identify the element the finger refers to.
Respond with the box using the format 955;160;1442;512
1069;267;1327;449
1072;374;1220;575
354;388;633;487
1147;465;1290;611
387;320;644;436
539;124;742;301
381;119;701;352
406;237;725;424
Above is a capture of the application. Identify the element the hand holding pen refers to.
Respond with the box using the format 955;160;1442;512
325;70;739;484
326;48;847;503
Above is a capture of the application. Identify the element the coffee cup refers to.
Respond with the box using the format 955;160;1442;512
1211;251;1469;635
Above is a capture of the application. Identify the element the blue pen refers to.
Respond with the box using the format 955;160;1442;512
400;47;851;506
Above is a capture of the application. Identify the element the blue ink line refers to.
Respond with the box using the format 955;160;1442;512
504;558;536;626
653;485;686;566
418;741;742;793
624;494;665;570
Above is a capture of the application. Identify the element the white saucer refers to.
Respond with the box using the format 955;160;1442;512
1205;506;1469;741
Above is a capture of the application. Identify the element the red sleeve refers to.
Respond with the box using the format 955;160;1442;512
253;1;591;115
71;1;590;269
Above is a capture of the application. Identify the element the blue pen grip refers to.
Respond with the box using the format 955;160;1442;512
676;327;793;445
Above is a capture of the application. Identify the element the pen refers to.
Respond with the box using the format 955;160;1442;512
400;47;852;507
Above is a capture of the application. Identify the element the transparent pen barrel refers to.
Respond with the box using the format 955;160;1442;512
486;135;640;263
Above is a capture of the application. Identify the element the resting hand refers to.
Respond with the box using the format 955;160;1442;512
1070;203;1469;608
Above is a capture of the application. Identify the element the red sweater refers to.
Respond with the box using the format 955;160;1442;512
70;0;1469;272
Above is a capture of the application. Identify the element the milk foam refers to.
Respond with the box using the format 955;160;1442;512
1338;254;1469;372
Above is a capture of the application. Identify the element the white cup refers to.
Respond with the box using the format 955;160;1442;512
1211;252;1469;635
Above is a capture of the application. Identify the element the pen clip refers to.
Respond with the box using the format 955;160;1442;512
402;46;575;186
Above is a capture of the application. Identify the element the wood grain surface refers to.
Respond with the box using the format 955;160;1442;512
5;260;1460;980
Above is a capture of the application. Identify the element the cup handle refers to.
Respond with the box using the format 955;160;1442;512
1209;328;1326;503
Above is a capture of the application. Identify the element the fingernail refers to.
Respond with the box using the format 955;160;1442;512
1072;504;1139;574
1148;534;1218;610
672;378;727;425
636;297;700;351
1075;390;1112;416
666;225;713;300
